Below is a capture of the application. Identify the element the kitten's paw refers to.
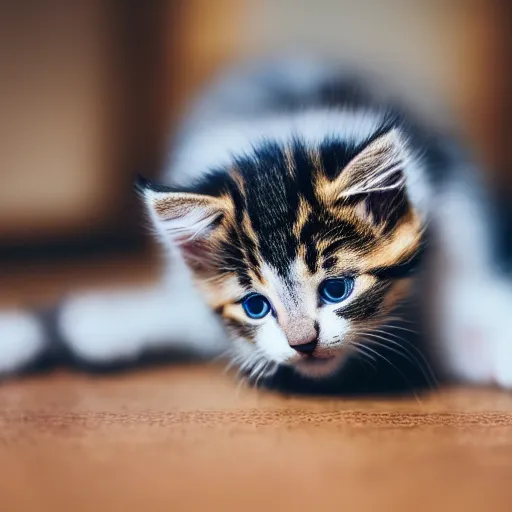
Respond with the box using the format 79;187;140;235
58;292;150;363
57;286;221;364
438;278;512;389
0;311;46;373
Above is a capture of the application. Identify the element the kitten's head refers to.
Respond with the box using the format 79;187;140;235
139;127;425;380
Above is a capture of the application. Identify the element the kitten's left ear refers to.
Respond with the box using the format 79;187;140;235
136;176;226;246
323;128;408;200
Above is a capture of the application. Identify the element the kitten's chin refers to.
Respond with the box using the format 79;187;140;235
292;353;346;379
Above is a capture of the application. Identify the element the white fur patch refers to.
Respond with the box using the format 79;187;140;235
168;109;386;185
175;56;339;135
435;275;512;388
256;319;297;365
317;306;350;346
432;178;512;389
0;311;46;373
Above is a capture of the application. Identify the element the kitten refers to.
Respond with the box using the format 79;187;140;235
1;58;511;390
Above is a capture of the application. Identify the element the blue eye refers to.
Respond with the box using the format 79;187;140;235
319;278;354;304
241;293;272;319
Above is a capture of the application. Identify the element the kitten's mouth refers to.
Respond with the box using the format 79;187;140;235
293;351;344;377
300;353;334;363
306;351;334;359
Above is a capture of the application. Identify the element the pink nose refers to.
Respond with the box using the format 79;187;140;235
287;321;319;355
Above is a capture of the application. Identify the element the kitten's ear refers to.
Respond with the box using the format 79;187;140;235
136;176;225;245
324;129;407;200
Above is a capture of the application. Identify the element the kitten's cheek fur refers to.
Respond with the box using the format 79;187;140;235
255;322;297;364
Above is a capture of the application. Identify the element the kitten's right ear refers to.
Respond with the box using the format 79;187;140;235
323;129;407;200
136;176;226;246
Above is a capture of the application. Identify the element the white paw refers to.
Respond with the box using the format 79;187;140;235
59;291;155;363
438;277;512;389
58;286;226;364
0;311;46;373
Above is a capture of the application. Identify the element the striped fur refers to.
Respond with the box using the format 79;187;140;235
140;111;425;379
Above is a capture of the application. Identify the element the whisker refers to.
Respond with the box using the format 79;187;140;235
351;345;378;372
354;338;423;402
385;315;417;325
355;329;438;389
367;327;439;387
351;342;377;362
383;324;419;335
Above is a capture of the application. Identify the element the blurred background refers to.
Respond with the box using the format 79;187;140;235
0;0;510;308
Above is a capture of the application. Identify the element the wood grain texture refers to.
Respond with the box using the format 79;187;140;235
1;365;511;512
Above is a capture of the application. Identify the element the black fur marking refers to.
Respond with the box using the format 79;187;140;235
291;140;319;205
336;281;391;321
321;219;372;256
304;243;319;273
221;226;253;289
370;245;425;280
235;142;300;276
135;170;234;198
188;169;234;197
319;139;357;180
365;189;409;232
224;318;257;341
134;174;173;194
322;255;338;271
228;183;263;279
299;216;320;272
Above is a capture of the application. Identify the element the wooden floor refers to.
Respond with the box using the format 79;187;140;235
1;365;512;511
2;251;512;511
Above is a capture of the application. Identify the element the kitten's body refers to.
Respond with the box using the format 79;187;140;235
2;58;511;390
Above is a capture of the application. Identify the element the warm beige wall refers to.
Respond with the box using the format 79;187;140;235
163;0;243;126
0;0;243;245
0;2;116;241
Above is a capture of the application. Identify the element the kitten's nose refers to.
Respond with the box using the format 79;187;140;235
290;337;318;355
287;320;319;355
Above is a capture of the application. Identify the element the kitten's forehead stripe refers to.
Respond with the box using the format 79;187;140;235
219;173;265;286
238;142;300;276
221;225;253;288
181;124;422;301
227;138;393;278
